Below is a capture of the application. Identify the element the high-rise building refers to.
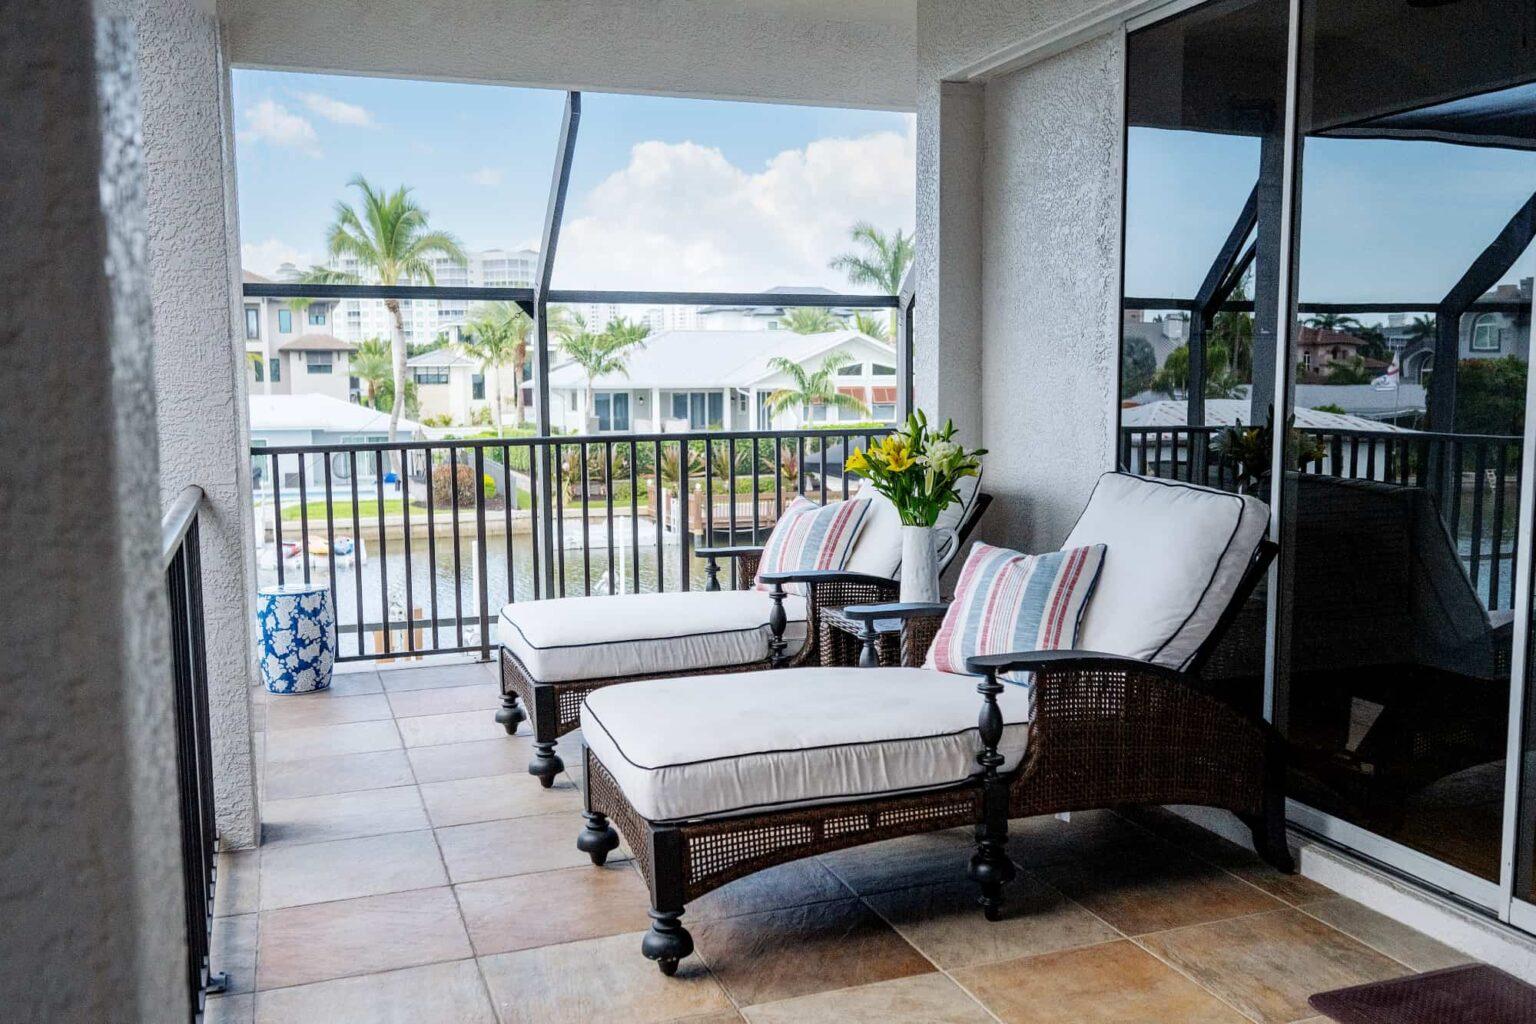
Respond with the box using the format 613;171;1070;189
328;247;539;343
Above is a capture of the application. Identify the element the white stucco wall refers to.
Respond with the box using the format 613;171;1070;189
915;0;1125;551
1;7;188;1018
220;0;916;111
124;0;261;848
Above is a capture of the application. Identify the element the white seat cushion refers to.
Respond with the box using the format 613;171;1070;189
1064;472;1268;671
581;667;1032;821
498;590;807;683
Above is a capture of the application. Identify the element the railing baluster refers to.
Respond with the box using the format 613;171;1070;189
1511;445;1523;612
554;443;567;597
580;441;592;597
797;436;807;497
1469;441;1486;592
630;440;641;595
728;437;738;588
377;451;391;656
704;437;715;554
503;444;515;607
751;436;762;547
841;432;850;500
1449;441;1464;552
401;447;415;654
819;434;827;505
322;455;338;646
449;447;463;650
271;452;285;586
424;447;440;651
678;440;691;592
604;441;615;594
1489;441;1507;610
350;451;364;656
474;445;491;661
525;441;540;602
1365;433;1376;480
653;439;664;593
297;453;311;585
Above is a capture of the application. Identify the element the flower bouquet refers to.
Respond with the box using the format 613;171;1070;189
847;411;985;600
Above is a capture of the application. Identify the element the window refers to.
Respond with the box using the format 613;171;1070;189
871;363;896;376
872;404;896;421
270;355;280;382
278;308;293;333
244;306;260;339
305;350;334;374
251;356;264;382
837;363;863;377
414;368;449;385
308;306;326;326
472;373;485;400
670;391;723;429
1471;314;1503;353
595;393;630;432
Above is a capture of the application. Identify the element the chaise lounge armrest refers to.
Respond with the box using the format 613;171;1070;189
841;602;950;622
965;649;1184;682
694;545;764;559
757;568;900;589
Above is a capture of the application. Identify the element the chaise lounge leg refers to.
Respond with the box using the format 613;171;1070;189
577;811;620;866
495;692;525;736
641;909;693;977
1243;730;1295;874
529;741;564;789
970;669;1015;921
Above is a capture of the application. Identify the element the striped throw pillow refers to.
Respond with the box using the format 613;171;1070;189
754;496;872;596
925;542;1107;689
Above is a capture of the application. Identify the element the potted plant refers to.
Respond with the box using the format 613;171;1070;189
1208;405;1323;495
846;411;985;602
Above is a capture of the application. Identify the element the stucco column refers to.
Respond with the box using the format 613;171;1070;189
1;8;189;1017
126;0;261;848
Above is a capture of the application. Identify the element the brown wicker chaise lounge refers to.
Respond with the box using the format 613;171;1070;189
572;472;1290;975
494;487;991;787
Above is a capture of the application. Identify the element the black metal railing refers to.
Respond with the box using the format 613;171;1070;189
253;427;890;663
162;485;226;1021
1121;425;1523;610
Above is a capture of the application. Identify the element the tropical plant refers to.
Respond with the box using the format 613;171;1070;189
830;222;914;337
764;352;869;424
461;301;532;436
658;446;703;490
778;307;845;334
1150;343;1244;399
1405;314;1437;346
556;313;650;425
850;311;889;342
371;376;420;419
350;337;392;409
317;176;466;444
1209;406;1324;494
1306;312;1363;333
845;411;984;527
1455;355;1527;436
431;462;479;508
1121;336;1156;398
1325;356;1374;386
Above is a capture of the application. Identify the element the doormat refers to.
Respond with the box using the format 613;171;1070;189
1311;964;1536;1023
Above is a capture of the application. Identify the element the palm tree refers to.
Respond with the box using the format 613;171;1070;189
778;307;844;334
318;177;466;443
1406;314;1437;346
850;311;889;342
764;352;869;425
829;222;914;337
350;337;393;409
1306;312;1362;333
461;301;532;435
557;313;650;428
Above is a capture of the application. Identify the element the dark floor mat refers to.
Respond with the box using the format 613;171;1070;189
1311;964;1536;1024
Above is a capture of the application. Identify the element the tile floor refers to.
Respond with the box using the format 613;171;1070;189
209;658;1475;1024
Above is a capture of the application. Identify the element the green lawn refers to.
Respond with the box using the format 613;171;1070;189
280;499;402;522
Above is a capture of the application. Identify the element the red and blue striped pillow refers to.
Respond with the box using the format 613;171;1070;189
754;496;872;596
926;542;1108;688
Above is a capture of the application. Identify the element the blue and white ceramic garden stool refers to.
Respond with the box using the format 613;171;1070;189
257;583;336;694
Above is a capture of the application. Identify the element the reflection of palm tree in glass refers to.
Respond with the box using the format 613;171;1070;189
778;307;844;334
1305;311;1363;333
830;222;914;337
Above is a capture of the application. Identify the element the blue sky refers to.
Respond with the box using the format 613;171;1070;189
1126;128;1536;309
232;70;915;291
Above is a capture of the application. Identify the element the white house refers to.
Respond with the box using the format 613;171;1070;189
546;328;899;434
242;270;353;400
695;285;862;331
407;348;522;426
248;394;423;494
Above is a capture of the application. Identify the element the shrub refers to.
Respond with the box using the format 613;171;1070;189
431;463;479;508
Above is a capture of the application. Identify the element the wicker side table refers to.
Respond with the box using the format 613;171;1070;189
819;606;905;668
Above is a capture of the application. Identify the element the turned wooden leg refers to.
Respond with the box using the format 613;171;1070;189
641;909;693;976
767;583;789;667
494;692;525;736
528;741;564;789
858;620;881;668
577;811;621;866
969;670;1015;921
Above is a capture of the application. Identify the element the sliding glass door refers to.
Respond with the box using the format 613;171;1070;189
1121;0;1536;923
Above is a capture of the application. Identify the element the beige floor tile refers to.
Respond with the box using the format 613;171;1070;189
212;914;258;994
388;683;502;718
257;887;471;990
419;772;580;828
692;897;934;1007
308;670;385;697
265;720;401;763
380;662;497;692
1041;846;1284;935
952;940;1248;1024
1007;810;1172;868
743;973;994;1024
408;737;540;784
205;993;254;1024
661;1012;744;1023
435;812;618;883
478;931;734;1024
690;858;853;922
1138;908;1406;1024
864;874;1120;969
456;863;651;955
265;693;394;731
261;785;428;849
819;830;976;896
398;710;514;748
253;959;495;1023
264;748;415;802
215;850;261;918
259;830;447;910
1301;897;1472;972
1120;807;1333;906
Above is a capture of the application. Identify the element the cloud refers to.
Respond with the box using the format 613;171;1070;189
239;99;320;155
298;92;375;127
242;238;313;278
555;122;916;292
468;167;503;187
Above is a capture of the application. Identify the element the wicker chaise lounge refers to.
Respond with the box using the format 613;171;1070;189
573;472;1289;974
495;483;989;787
